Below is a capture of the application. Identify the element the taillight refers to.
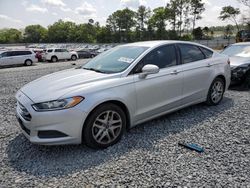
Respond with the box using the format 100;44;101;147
227;59;230;65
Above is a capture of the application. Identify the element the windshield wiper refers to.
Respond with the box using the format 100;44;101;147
83;67;107;73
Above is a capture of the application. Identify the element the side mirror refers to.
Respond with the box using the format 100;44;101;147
139;64;159;79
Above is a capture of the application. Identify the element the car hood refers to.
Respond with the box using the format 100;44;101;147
20;68;120;103
230;56;250;67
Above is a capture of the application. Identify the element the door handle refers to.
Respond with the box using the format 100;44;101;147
170;70;179;75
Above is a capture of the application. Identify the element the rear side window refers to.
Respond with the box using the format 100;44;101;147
55;49;61;52
178;44;205;64
200;47;213;58
47;49;53;53
11;51;32;56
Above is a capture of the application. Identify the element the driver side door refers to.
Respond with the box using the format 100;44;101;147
132;44;184;124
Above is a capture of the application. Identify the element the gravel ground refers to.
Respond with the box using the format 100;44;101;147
0;61;250;187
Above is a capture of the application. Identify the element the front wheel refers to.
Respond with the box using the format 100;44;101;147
206;77;225;106
83;103;126;149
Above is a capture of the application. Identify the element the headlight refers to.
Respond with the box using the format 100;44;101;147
232;64;249;74
32;96;84;111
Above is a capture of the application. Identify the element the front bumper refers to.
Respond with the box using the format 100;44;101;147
15;90;87;145
230;66;249;84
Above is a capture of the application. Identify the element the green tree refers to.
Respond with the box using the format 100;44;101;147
149;7;168;39
203;26;209;39
0;28;22;43
135;5;151;40
224;24;233;39
190;0;205;31
24;25;48;43
47;20;77;42
192;27;203;39
168;0;190;37
106;8;136;42
219;6;240;32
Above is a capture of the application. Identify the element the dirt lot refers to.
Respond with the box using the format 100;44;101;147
0;61;249;187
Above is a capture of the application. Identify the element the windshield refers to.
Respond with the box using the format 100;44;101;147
222;45;250;58
82;46;149;73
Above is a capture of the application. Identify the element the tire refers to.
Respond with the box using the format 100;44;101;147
71;55;77;61
24;59;33;66
51;56;58;62
91;54;95;58
206;77;225;106
83;103;126;149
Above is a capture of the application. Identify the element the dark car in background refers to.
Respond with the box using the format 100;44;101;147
236;30;250;43
221;42;250;88
76;49;97;58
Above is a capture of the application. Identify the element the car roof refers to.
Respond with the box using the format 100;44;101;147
0;49;31;52
123;40;210;49
231;42;250;46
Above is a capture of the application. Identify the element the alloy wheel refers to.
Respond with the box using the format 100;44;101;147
211;81;223;103
92;110;122;145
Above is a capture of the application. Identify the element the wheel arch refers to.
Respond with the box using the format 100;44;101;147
51;55;58;60
215;74;226;91
82;99;131;140
24;59;33;65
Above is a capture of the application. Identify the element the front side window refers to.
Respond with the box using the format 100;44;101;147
47;49;53;53
82;46;148;73
55;49;61;52
178;44;205;64
143;45;177;69
131;45;177;74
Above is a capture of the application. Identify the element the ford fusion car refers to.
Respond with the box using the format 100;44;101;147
221;42;250;87
15;41;231;149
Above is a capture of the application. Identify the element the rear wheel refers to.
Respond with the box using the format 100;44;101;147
206;77;225;105
71;55;77;61
24;59;32;66
51;56;58;62
83;103;126;149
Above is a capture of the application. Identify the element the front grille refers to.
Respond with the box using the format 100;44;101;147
17;101;32;121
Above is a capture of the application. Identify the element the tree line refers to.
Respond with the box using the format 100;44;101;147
0;0;249;44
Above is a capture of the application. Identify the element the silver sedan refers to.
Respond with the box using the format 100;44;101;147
16;41;231;149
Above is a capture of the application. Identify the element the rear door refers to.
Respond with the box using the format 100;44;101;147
62;49;70;59
177;43;214;105
132;44;184;122
55;49;63;60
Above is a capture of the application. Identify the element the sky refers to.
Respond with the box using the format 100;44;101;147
0;0;249;29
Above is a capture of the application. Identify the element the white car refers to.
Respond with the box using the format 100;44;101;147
45;48;78;62
16;41;231;149
0;50;37;66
